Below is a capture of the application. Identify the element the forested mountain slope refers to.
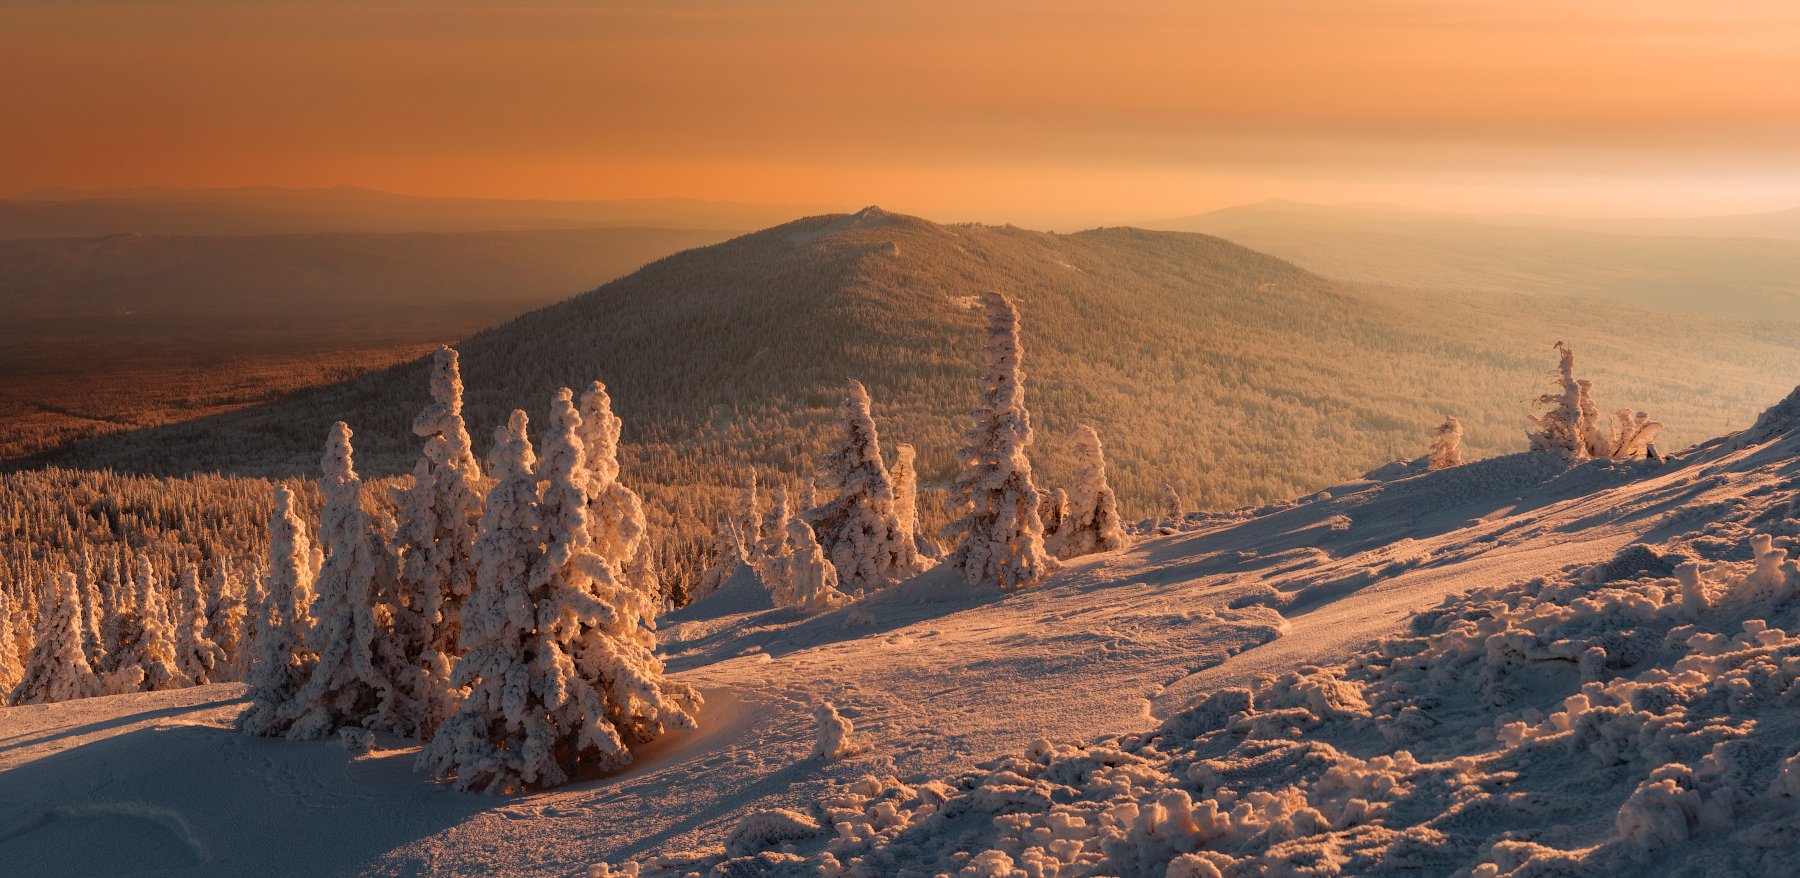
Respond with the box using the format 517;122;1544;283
27;209;1800;527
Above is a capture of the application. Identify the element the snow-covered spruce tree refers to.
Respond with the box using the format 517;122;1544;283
736;471;762;560
76;555;104;669
174;565;226;686
1158;484;1183;530
105;558;189;693
1048;424;1130;560
891;444;921;544
803;378;922;590
205;562;246;676
771;518;850;612
237;487;319;737
576;381;650;580
1428;416;1465;470
419;399;698;792
0;586;24;697
394;345;485;733
10;572;100;706
944;292;1054;589
760;482;793;558
1528;343;1662;461
96;550;127;677
282;422;414;740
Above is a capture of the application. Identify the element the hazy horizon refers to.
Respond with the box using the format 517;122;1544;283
8;1;1800;228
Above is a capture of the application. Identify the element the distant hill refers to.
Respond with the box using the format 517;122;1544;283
0;185;827;239
30;208;1800;527
1152;201;1800;320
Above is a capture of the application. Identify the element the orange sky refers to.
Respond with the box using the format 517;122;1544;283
7;0;1800;225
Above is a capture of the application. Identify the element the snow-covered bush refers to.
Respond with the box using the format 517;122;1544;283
811;700;860;760
1047;424;1129;560
1158;483;1183;531
10;572;99;705
237;486;319;737
1428;416;1464;470
767;518;850;612
803;379;923;590
419;398;699;792
945;293;1053;589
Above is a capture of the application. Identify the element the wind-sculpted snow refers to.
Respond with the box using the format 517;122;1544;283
616;469;1800;877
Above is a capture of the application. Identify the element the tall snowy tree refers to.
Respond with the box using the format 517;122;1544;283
1428;417;1465;470
1529;343;1662;461
75;552;104;670
96;549;127;677
892;443;934;557
174;565;226;686
394;344;485;733
205;562;247;676
104;558;188;693
419;400;698;792
237;487;319;737
736;470;762;559
803;379;922;590
0;586;23;697
1047;424;1130;560
1039;488;1068;541
576;380;651;581
10;572;100;706
944;292;1054;589
760;482;793;558
283;422;414;740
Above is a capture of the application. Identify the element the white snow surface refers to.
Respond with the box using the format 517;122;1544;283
11;396;1800;875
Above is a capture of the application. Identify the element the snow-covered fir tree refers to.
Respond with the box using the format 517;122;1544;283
769;518;850;612
419;400;698;792
760;482;793;557
205;562;246;676
577;380;651;580
736;470;762;559
1048;424;1130;560
95;550;127;677
237;487;319;737
1529;343;1662;461
394;345;485;734
10;572;100;706
105;558;188;693
0;586;23;697
891;443;938;558
1158;484;1183;530
282;422;414;740
803;379;922;590
173;565;226;685
945;292;1054;589
75;554;104;670
1428;416;1465;470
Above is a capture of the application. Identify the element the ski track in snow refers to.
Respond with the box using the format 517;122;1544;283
5;417;1798;875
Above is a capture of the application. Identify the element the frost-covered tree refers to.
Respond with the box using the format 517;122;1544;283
577;381;650;580
11;572;100;705
736;471;762;559
945;293;1054;589
282;422;414;740
205;562;247;676
891;444;922;545
769;518;850;611
419;400;699;792
803;379;922;590
394;345;485;734
760;482;793;557
1158;484;1183;530
75;554;104;670
1428;417;1465;470
96;550;127;677
174;565;226;686
105;558;189;693
1048;425;1130;560
238;487;319;737
1529;343;1662;461
0;586;24;697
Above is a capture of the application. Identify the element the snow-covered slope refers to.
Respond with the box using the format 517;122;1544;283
10;392;1800;876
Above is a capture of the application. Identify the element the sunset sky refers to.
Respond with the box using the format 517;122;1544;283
7;0;1800;225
